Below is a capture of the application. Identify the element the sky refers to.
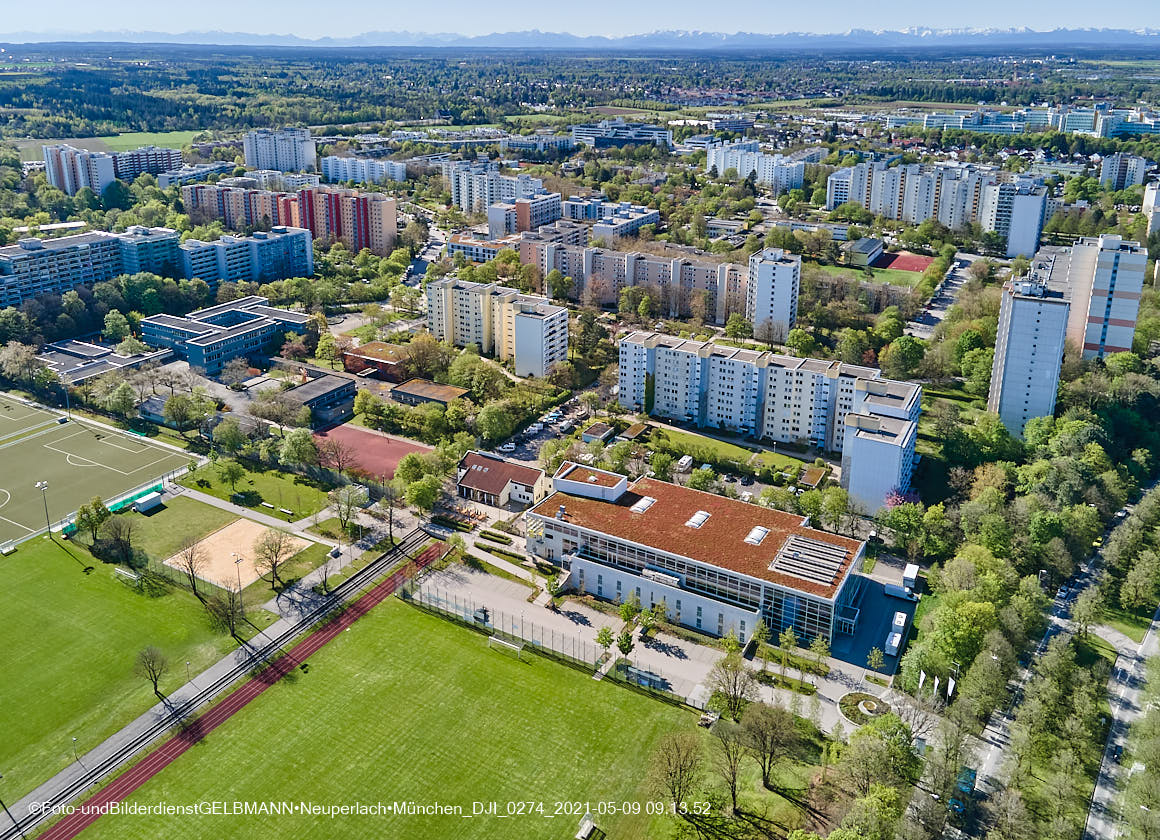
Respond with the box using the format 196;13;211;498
2;0;1158;38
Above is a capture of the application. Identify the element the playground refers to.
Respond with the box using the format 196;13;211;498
313;423;431;480
0;394;190;545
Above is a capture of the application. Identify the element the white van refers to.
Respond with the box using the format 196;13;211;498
885;632;902;657
675;454;694;473
892;611;908;633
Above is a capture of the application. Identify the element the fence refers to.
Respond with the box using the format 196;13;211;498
399;580;706;710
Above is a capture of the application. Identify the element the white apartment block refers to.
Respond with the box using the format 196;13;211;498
426;277;568;378
1065;234;1147;358
179;226;314;287
243;128;317;173
570;119;673;148
618;333;920;512
591;204;661;241
42;145;116;196
440;160;544;213
1099;153;1149;191
486;192;562;239
1144;182;1160;238
987;249;1071;436
745;248;800;342
825;161;1047;258
244;170;320;191
321;155;407;184
111;146;184;181
705;140;806;195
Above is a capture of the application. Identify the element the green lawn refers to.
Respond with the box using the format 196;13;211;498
813;261;922;288
82;600;692;840
654;427;802;472
181;463;332;519
0;534;238;799
1099;605;1153;644
117;496;237;561
98;130;202;152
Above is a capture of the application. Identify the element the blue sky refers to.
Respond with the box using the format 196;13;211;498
4;0;1158;38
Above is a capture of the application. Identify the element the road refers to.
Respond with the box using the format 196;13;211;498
407;225;446;284
905;252;980;340
1084;604;1160;840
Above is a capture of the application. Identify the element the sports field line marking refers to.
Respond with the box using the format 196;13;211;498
0;512;35;535
0;488;9;510
0;417;58;446
39;428;183;477
0;421;68;452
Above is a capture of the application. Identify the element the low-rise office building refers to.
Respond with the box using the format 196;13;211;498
390;378;470;407
157;161;235;189
284;374;357;426
571;119;673;148
526;463;867;643
456;451;549;509
37;339;172;384
139;296;309;374
340;341;409;381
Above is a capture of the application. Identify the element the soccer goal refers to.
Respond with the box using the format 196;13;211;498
488;635;525;661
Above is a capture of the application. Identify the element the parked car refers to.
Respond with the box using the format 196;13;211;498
740;475;754;486
499;443;516;453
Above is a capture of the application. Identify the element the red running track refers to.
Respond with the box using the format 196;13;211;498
38;543;445;840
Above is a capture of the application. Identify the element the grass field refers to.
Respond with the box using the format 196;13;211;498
813;261;922;288
1099;605;1153;644
81;599;692;840
15;130;202;161
0;528;239;799
654;426;802;472
180;462;332;520
0;395;192;544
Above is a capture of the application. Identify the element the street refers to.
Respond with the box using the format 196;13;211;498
905;252;979;339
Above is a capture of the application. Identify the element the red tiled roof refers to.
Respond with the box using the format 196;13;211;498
458;452;543;496
528;476;862;598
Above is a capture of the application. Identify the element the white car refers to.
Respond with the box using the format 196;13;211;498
499;443;516;453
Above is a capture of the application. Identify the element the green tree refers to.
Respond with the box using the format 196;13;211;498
315;332;339;368
102;310;131;342
213;417;246;455
75;496;111;543
785;328;817;356
216;459;246;492
279;427;317;466
725;313;753;340
596;626;613;657
405;474;442;512
617;628;635;656
866;647;885;671
687;467;717;492
650;452;674;482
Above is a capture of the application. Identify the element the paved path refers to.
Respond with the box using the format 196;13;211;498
905;252;981;340
32;541;446;840
1084;606;1160;840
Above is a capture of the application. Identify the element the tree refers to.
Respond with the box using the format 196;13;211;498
725;313;753;340
1072;587;1101;636
102;310;131;342
842;784;904;840
616;628;635;656
315;332;339;368
104;381;137;418
405;474;442;512
713;721;747;814
687;467;717;492
101;180;133;211
650;452;674;482
213;417;246;455
317;437;358;474
546;269;573;301
709;653;757;720
741;701;796;789
867;646;885;672
100;515;136;564
253;528;297;590
752;618;770;671
810;634;831;671
619;592;642;623
329;484;369;532
162;393;210;439
647;731;702;814
881;335;925;378
778;625;798;681
135;645;168;699
216;459;246;492
220;357;251;389
174;535;208;600
596;626;613;657
75;496;111;544
840;713;919;795
279;427;317;466
785;328;817;356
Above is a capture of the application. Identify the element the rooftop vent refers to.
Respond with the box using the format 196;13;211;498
685;510;711;529
630;496;656;514
744;526;770;546
556;505;566;520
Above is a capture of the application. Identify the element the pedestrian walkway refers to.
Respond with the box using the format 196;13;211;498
171;484;337;543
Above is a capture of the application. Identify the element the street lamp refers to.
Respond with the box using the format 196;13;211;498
35;481;50;532
0;772;27;839
232;552;243;594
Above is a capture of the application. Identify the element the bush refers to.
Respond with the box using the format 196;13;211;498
479;529;513;545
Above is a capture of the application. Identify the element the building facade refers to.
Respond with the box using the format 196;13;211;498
425;277;568;378
321;156;408;184
1099;153;1149;190
571;119;673;148
705;140;806;195
179;227;314;287
745;248;800;342
1064;234;1147;358
987;249;1071;436
243;128;317;172
42;145;116;196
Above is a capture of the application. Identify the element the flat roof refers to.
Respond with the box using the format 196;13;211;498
529;476;862;598
391;378;470;403
582;422;613;437
555;462;623;488
286;374;355;404
342;341;407;363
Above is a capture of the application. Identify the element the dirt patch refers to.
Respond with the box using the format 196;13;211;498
164;518;308;589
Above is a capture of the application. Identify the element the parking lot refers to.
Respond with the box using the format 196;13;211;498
494;399;589;463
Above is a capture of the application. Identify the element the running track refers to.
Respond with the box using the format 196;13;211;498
38;542;446;840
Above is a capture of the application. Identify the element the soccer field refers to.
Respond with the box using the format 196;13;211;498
81;600;693;840
0;394;191;544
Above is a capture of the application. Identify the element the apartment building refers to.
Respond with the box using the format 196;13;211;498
242;128;317;172
618;332;921;512
42;145;116;196
486;192;562;239
139;296;309;374
987;248;1071;436
425;277;568;378
1144;182;1160;238
110;146;184;181
0;233;123;307
502;134;576;153
570;119;673;148
156;162;235;189
181;183;299;230
243;170;321;191
179;226;314;287
525;463;866;643
825;161;1047;257
295;187;397;255
440;160;544;213
115;225;182;277
447;233;522;263
705;140;806;195
320;155;408;184
1065;234;1147;358
592;204;661;241
1099;153;1150;190
746;248;800;342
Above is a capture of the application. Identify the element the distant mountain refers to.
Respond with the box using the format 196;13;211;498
2;27;1160;50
